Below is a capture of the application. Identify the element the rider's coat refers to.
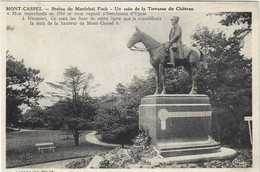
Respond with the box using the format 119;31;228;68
169;23;185;60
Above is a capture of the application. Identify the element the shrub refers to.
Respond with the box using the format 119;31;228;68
132;127;151;147
65;158;92;169
47;119;63;130
95;104;138;147
22;118;45;129
129;128;153;162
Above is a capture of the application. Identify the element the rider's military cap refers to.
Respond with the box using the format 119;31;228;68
170;16;180;21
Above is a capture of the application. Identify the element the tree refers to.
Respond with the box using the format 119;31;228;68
208;12;251;40
6;51;44;126
191;20;251;146
47;66;98;146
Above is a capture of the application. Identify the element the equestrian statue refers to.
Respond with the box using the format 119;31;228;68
127;16;208;95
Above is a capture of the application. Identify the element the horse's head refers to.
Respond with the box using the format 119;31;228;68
127;26;142;49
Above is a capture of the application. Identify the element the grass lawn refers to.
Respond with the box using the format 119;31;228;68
6;130;114;168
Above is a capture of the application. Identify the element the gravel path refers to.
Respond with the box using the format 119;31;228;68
85;131;131;148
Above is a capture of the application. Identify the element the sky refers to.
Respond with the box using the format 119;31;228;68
5;9;251;108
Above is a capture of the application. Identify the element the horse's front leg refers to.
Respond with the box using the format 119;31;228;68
159;64;166;94
153;67;159;95
190;65;198;94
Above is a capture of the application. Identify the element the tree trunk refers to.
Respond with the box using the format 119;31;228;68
74;129;79;146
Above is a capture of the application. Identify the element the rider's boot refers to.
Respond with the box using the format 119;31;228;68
167;48;175;66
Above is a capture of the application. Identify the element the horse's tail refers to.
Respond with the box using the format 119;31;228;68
199;50;208;69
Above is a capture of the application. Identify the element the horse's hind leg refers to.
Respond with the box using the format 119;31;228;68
183;64;192;81
184;64;194;93
153;67;159;95
159;64;166;94
190;65;198;94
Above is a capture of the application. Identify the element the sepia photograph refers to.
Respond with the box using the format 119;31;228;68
1;1;259;171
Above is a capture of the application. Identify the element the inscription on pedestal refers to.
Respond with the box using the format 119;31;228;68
158;108;212;130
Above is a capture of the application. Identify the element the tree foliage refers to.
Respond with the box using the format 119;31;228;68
208;12;252;40
6;51;44;126
47;67;98;102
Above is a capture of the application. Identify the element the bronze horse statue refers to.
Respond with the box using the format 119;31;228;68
127;27;207;95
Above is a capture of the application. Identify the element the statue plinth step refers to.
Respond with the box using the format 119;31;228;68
158;139;220;157
144;147;237;164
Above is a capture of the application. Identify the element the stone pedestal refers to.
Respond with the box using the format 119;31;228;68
139;94;221;157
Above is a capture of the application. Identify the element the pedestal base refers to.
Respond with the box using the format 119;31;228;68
159;139;221;157
144;147;236;165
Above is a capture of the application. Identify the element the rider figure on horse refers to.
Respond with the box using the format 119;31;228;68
165;16;185;66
